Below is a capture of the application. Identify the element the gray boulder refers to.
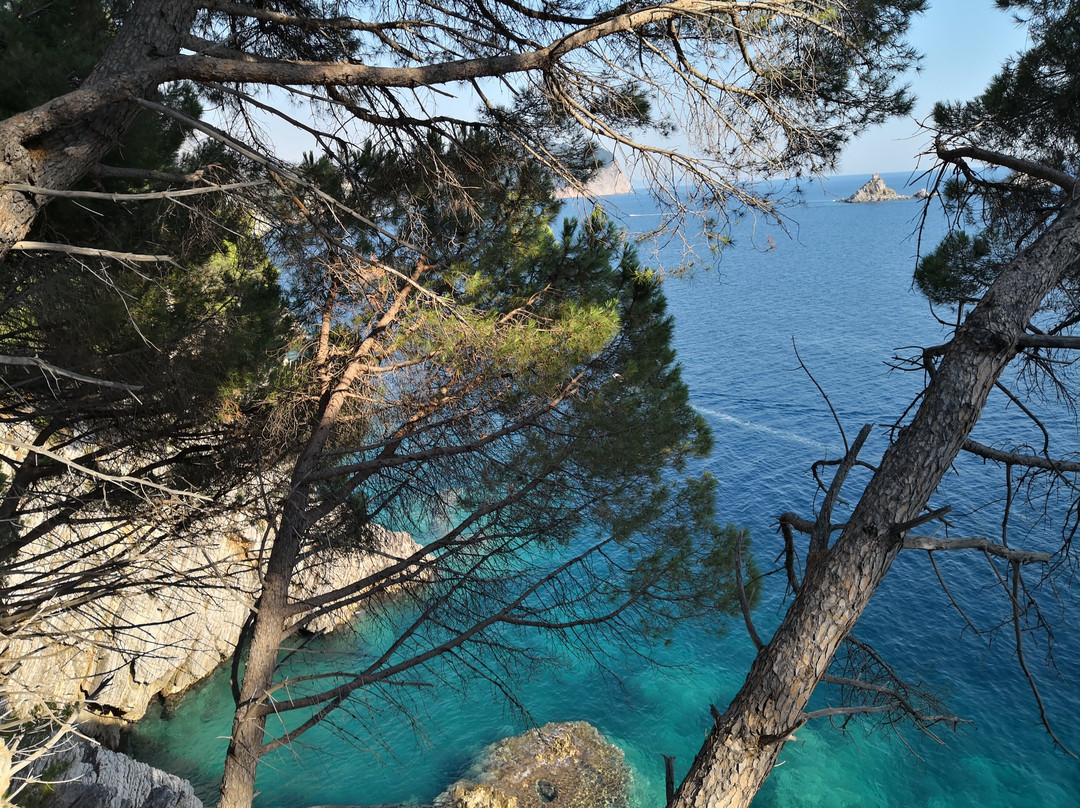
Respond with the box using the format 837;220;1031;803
27;736;202;808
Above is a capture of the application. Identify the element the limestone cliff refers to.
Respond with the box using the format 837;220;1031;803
554;162;632;198
435;722;630;808
1;515;419;726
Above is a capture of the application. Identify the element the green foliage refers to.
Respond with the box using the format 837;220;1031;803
0;0;115;120
914;230;994;306
924;1;1080;306
0;0;290;554
273;130;744;648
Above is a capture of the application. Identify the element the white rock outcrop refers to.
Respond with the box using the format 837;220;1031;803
1;515;420;725
839;173;916;203
435;722;630;808
26;735;203;808
554;162;632;198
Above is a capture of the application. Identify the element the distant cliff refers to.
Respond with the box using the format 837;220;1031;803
555;161;632;198
839;173;931;203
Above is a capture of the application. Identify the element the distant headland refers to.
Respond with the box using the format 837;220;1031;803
839;173;932;203
554;160;633;198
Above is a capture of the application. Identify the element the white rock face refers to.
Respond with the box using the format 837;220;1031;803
28;735;203;808
1;514;420;724
839;173;913;203
555;162;633;198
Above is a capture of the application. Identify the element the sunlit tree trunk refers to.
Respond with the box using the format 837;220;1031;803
217;268;422;808
671;196;1080;808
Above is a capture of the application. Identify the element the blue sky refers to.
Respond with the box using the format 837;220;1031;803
838;1;1032;176
245;2;1033;180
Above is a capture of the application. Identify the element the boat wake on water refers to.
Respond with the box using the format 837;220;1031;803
693;406;833;452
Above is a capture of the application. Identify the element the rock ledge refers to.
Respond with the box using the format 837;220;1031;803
27;735;202;808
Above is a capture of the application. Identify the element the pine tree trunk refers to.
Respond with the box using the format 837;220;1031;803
0;0;196;262
671;196;1080;808
218;494;307;808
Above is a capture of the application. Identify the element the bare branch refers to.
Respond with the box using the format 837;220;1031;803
811;424;873;568
0;439;210;500
11;242;174;263
1;179;265;202
89;165;209;184
1016;334;1080;350
963;438;1080;473
892;505;952;535
734;528;763;651
0;355;143;393
801;704;894;722
1010;562;1078;758
903;534;1051;564
936;143;1077;195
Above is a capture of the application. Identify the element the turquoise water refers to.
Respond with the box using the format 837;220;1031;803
130;174;1080;807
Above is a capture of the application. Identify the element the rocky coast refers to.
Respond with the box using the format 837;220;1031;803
1;486;419;805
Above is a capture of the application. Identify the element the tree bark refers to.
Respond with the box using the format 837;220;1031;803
219;489;309;808
0;0;197;262
217;269;422;808
671;195;1080;808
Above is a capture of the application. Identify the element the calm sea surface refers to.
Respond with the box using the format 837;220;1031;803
131;173;1080;807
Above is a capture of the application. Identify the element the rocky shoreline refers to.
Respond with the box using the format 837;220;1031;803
20;720;628;808
2;499;420;806
2;520;419;733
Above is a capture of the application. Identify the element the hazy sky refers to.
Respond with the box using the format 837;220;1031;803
838;1;1032;176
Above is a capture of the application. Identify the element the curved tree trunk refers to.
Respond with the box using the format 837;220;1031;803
0;0;196;262
671;196;1080;808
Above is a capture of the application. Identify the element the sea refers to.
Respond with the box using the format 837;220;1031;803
129;173;1080;807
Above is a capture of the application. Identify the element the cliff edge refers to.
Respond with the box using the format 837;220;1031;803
1;516;420;728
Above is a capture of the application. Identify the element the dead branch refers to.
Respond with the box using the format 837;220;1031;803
0;355;144;393
936;142;1077;195
811;424;873;570
10;242;173;263
903;534;1052;564
734;528;763;651
2;180;265;202
1010;561;1078;758
963;438;1080;473
0;439;210;501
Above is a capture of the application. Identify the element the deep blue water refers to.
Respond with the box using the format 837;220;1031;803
131;174;1080;807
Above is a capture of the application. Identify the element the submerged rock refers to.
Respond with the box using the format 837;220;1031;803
839;173;917;203
435;721;630;808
